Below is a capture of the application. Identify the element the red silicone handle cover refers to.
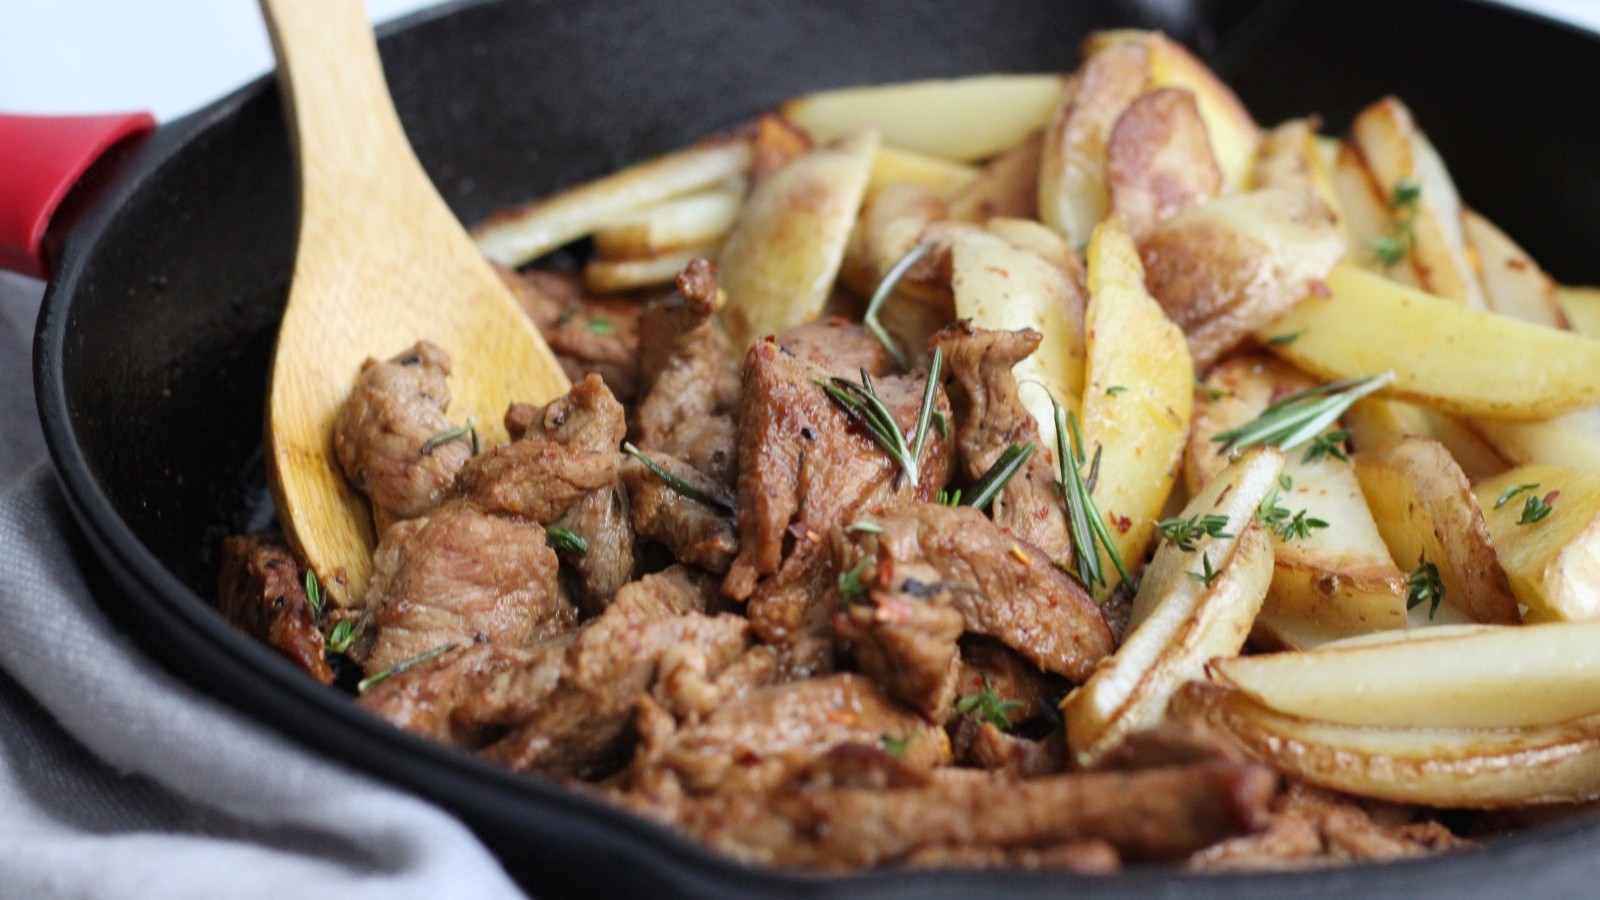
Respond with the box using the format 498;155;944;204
0;111;155;278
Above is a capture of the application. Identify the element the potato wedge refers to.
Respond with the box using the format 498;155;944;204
1079;217;1193;595
1065;519;1273;765
591;188;742;260
718;128;879;352
1211;621;1600;729
1344;398;1508;483
1174;680;1600;808
1188;356;1406;638
1471;409;1600;474
475;136;751;267
1350;97;1484;308
1474;466;1600;622
1038;41;1149;246
1139;188;1344;371
1252;118;1340;233
947;134;1041;223
1328;140;1424;287
839;182;949;303
1261;265;1600;420
868;145;980;199
1462;208;1565;328
1105;87;1222;239
949;225;1086;441
781;74;1068;162
1354;436;1519;625
1084;30;1260;192
584;243;722;294
984;216;1076;273
1557;285;1600;338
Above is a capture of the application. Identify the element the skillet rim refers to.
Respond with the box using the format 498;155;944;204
30;0;1600;895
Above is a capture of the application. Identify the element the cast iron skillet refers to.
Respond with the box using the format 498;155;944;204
32;0;1600;896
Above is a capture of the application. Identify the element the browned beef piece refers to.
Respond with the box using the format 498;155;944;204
501;267;641;404
951;719;1069;778
622;452;738;573
625;673;949;800
840;504;1112;681
1190;783;1471;871
651;644;780;722
463;375;633;612
1091;720;1248;772
216;533;332;685
357;640;565;749
955;636;1065;729
833;590;963;721
361;500;575;674
932;322;1072;563
743;540;841;680
725;338;951;597
900;840;1120;874
479;567;749;777
635;260;741;486
778;317;894;378
333;341;470;533
657;761;1275;869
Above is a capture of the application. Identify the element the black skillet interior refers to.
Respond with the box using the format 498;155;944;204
32;0;1600;897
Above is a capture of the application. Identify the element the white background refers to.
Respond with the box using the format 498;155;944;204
0;0;1597;122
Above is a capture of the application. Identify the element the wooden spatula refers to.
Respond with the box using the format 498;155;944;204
260;0;569;608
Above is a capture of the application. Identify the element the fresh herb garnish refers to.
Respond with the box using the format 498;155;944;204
546;526;589;556
1105;385;1128;397
420;416;480;457
1302;428;1352;464
1196;380;1229;401
1265;332;1301;347
838;559;872;603
1211;373;1393;458
863;241;935;370
965;441;1036;512
325;618;358;654
622;441;734;514
817;346;943;490
1053;398;1134;593
880;733;913;757
1519;491;1557;525
1188;552;1220;587
1156;514;1233;553
953;675;1024;731
1256;485;1329;542
587;316;615;336
1405;558;1445;619
846;520;885;534
304;569;323;616
1494;483;1540;510
1370;177;1421;267
937;487;964;506
357;643;457;694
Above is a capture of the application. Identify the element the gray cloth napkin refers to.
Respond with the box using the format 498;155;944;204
0;273;528;899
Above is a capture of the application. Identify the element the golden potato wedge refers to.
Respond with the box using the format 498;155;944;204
1079;217;1193;595
1557;285;1600;338
867;145;980;199
839;182;949;303
1344;398;1508;483
949;225;1086;439
1328;140;1424;286
717;128;879;352
1038;41;1149;246
984;216;1076;273
1349;97;1484;308
947;134;1041;223
1139;188;1344;371
1211;621;1600;729
1471;409;1600;474
1353;436;1519;625
1065;519;1273;765
1084;30;1260;192
1252;118;1340;233
1474;466;1600;622
583;243;722;294
1261;265;1600;420
590;188;742;260
1462;208;1565;328
1106;87;1222;238
475;136;751;267
1174;680;1600;808
781;74;1068;162
1188;355;1407;638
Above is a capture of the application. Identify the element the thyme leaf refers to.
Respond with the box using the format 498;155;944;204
838;559;872;604
953;675;1024;731
1188;552;1220;587
1302;428;1351;464
1405;558;1445;619
1519;491;1558;525
1494;483;1540;510
1256;485;1329;542
1156;514;1232;553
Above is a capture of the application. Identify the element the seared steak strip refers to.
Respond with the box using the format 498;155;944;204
500;266;642;404
833;588;963;722
217;533;333;685
357;640;565;748
622;451;739;573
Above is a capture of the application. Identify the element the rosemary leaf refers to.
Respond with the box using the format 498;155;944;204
1212;372;1393;458
1052;399;1133;592
545;526;589;556
965;441;1036;512
1405;558;1445;619
358;643;457;694
304;570;323;616
420;416;479;457
952;675;1023;731
863;241;935;370
817;346;943;490
325;618;358;654
1494;483;1540;510
1519;492;1557;525
622;442;733;514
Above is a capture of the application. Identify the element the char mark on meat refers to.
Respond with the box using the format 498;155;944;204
839;504;1112;681
217;533;333;684
932;321;1072;563
499;267;642;403
360;500;575;674
334;341;470;533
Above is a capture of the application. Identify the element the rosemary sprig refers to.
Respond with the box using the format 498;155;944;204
1156;513;1232;553
1494;483;1540;510
817;346;944;490
1405;558;1445;619
965;441;1036;512
304;570;323;616
863;241;935;370
357;643;457;694
622;442;734;515
546;526;589;556
420;417;480;457
1302;428;1351;464
1053;398;1134;592
1188;552;1220;587
1211;372;1394;458
1519;491;1558;525
953;675;1023;731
